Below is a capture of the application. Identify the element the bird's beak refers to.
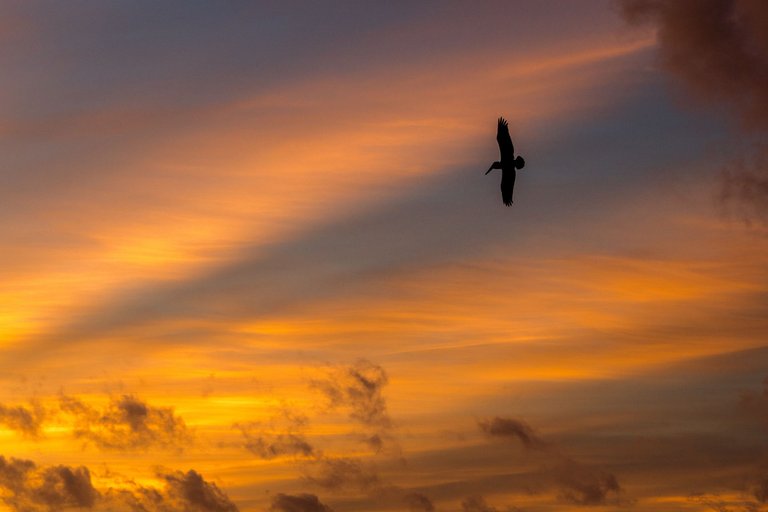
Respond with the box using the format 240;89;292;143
485;167;493;175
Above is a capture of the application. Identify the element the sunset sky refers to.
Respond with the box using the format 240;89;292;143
2;1;768;511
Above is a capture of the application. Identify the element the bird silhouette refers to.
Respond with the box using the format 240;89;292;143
485;117;525;206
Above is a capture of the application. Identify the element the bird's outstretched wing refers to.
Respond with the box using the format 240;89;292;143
501;173;515;206
496;117;514;161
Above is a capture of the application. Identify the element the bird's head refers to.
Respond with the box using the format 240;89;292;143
515;155;525;170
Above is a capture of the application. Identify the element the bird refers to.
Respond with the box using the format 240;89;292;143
485;117;525;206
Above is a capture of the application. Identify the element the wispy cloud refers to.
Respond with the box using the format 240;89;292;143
478;417;546;450
478;415;628;506
554;460;625;506
236;409;315;460
312;360;400;455
60;394;192;451
312;360;391;429
0;401;45;438
304;457;381;492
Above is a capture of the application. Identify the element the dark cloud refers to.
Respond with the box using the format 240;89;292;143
0;457;34;492
0;455;239;511
478;416;628;507
621;0;768;217
621;0;768;130
270;493;333;512
235;409;314;459
60;394;192;451
554;461;624;506
404;492;435;512
0;455;238;512
102;469;239;512
478;417;545;450
0;401;45;438
305;457;380;492
313;360;391;428
37;465;98;510
0;455;97;511
237;423;315;459
163;470;239;512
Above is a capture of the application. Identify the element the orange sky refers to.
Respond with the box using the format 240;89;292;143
1;1;768;511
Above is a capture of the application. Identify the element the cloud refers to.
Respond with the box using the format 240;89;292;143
240;430;314;459
0;401;45;438
621;0;768;218
0;455;239;512
478;417;545;450
0;455;97;511
103;470;239;512
621;0;768;130
554;461;624;506
60;394;192;451
478;416;628;506
236;419;315;460
313;360;391;428
269;493;334;512
365;433;385;453
304;457;380;492
235;408;315;459
311;359;401;454
404;492;435;512
0;457;34;491
689;492;761;512
162;470;239;512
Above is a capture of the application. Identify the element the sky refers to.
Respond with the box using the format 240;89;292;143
1;1;768;511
